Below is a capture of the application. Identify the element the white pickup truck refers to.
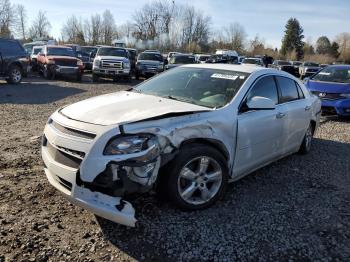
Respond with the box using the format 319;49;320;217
92;47;131;82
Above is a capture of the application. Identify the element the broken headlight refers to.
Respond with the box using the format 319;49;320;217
104;134;155;155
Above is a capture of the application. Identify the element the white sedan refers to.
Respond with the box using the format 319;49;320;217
42;64;321;227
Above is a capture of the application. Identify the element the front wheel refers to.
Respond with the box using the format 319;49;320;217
76;72;82;82
92;74;99;82
298;123;313;154
6;65;23;84
164;144;228;210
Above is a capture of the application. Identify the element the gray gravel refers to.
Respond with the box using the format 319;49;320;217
0;75;350;261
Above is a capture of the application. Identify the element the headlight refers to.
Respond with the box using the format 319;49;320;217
94;59;100;67
158;63;163;69
48;60;55;65
104;134;155;155
340;93;350;98
124;62;130;69
77;60;83;66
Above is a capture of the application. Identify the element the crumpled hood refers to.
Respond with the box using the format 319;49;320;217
306;80;350;93
60;91;209;125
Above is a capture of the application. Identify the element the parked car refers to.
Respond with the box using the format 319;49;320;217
215;49;239;64
126;48;138;75
0;38;29;84
135;51;164;79
30;46;43;71
166;54;196;69
92;47;131;82
167;52;181;62
41;64;321;227
195;54;210;64
37;45;84;81
206;54;236;64
271;60;295;75
299;62;320;79
23;40;47;54
320;64;328;68
241;57;264;67
64;44;91;71
290;61;302;77
305;65;350;117
80;46;98;70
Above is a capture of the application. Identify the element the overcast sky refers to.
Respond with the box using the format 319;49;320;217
12;0;350;48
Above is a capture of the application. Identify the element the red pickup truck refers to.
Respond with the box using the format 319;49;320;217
37;45;84;81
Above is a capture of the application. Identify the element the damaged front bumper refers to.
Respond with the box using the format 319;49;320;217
41;112;169;227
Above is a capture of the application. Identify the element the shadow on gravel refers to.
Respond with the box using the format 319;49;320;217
96;137;350;261
0;82;85;104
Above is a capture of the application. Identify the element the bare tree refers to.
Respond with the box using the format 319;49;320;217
61;15;85;44
29;10;51;39
15;4;26;40
91;14;102;45
222;23;246;53
248;35;265;56
335;32;350;63
0;0;15;37
102;10;117;45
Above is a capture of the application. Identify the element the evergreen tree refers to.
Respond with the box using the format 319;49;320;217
281;18;304;60
330;41;340;58
316;36;331;54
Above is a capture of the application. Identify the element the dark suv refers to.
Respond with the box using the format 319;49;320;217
0;38;29;84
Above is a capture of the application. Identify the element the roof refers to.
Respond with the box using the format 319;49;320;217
46;45;71;48
183;63;269;73
327;64;350;68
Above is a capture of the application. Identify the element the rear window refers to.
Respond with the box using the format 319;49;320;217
170;56;195;64
276;76;299;103
138;53;163;61
0;40;24;55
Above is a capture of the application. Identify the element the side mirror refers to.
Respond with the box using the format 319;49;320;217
303;77;310;83
247;96;275;110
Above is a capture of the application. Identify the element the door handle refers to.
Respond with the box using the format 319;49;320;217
276;112;286;119
305;105;311;111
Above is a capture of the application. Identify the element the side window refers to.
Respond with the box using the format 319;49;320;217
0;40;23;55
295;82;305;99
246;76;279;105
276;76;299;103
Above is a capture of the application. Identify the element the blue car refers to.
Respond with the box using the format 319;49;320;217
304;65;350;117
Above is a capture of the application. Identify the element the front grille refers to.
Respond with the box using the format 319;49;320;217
55;60;77;67
144;64;157;70
101;60;123;69
56;176;72;191
51;121;96;140
311;91;342;100
46;142;82;169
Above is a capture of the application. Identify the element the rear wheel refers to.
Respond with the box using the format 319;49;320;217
76;72;82;82
43;66;53;80
92;74;99;82
164;144;228;210
299;123;313;154
6;65;23;84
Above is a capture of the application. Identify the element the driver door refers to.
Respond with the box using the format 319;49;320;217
233;75;284;176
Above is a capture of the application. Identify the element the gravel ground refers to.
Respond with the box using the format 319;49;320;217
0;74;350;261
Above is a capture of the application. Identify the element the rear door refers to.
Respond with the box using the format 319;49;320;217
275;76;311;154
234;75;284;176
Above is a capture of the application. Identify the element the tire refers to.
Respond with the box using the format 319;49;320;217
76;72;82;82
92;74;99;82
135;73;139;80
43;66;52;80
6;65;23;84
164;144;228;210
298;123;313;154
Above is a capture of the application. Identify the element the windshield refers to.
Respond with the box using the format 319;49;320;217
80;47;97;54
138;53;163;61
170;56;196;64
243;58;261;65
277;61;292;65
304;62;319;67
97;48;128;57
32;48;42;54
134;67;250;108
199;56;209;61
292;61;302;66
47;47;75;57
311;67;350;84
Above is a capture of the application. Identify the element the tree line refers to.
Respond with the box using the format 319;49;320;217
1;0;349;63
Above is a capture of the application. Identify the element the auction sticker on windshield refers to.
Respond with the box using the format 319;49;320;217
211;73;239;80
